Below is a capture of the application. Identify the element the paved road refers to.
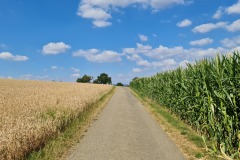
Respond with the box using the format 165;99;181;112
67;87;185;160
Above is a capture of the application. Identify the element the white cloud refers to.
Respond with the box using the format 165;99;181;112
77;0;190;27
77;4;111;20
179;60;191;68
177;19;192;27
42;42;71;55
139;34;148;42
196;47;227;57
123;48;136;54
136;58;177;70
124;43;232;67
123;43;152;56
192;22;228;33
189;38;213;46
213;7;224;19
50;66;64;70
124;43;185;60
132;68;143;73
92;20;112;27
71;73;80;78
137;60;152;67
221;36;240;48
71;67;80;73
152;59;177;68
226;1;240;14
226;19;240;32
73;49;122;63
150;0;186;10
122;43;239;75
0;52;29;61
51;66;58;70
127;54;142;61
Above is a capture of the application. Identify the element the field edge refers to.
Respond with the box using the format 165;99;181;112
27;86;116;160
130;88;223;160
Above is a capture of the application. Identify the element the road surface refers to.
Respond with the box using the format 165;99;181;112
67;87;185;160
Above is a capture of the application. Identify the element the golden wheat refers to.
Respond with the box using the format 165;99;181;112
0;79;112;159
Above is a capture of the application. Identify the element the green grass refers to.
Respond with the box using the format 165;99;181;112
151;102;204;149
27;87;115;160
131;90;216;159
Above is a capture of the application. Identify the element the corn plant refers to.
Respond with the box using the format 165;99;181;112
130;51;240;159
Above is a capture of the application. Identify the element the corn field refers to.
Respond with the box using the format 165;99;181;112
0;79;112;159
130;52;240;159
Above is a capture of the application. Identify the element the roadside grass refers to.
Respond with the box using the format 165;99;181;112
130;89;222;160
27;87;115;160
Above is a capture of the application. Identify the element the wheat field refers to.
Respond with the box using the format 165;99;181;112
0;79;113;159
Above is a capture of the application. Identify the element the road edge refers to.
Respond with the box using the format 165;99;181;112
27;87;116;160
129;88;219;160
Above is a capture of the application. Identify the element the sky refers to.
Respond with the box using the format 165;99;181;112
0;0;240;84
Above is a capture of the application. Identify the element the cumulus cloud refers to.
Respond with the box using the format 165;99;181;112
127;54;142;61
124;43;186;60
177;19;192;27
137;60;152;67
213;7;224;19
92;20;112;27
77;0;191;27
179;60;191;68
131;44;228;60
221;36;240;48
124;43;232;70
132;68;143;73
226;1;240;14
196;47;227;57
73;49;122;63
192;22;228;33
152;59;177;68
136;58;177;70
212;2;240;19
189;38;213;46
42;42;71;55
71;73;80;78
71;67;80;73
0;52;29;61
150;0;186;9
226;19;240;32
139;34;148;42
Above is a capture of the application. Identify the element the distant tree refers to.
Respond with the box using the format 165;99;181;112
93;79;99;84
76;75;93;83
94;73;112;84
116;82;123;86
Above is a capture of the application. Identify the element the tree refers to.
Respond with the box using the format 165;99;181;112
76;75;93;83
93;73;112;84
116;82;123;86
93;79;99;84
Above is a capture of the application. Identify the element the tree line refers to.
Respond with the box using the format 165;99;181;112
76;73;123;86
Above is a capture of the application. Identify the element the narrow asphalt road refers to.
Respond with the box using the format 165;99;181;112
67;87;185;160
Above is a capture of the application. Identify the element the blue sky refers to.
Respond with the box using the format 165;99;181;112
0;0;240;84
